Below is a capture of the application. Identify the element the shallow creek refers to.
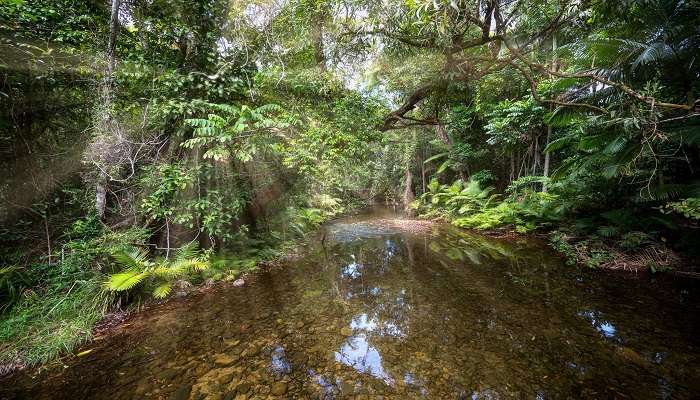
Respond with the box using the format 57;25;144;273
2;207;699;399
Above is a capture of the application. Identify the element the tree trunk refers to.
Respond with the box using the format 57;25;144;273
95;181;107;219
435;123;450;145
543;126;551;191
543;33;557;192
95;0;120;220
107;0;120;77
311;13;326;71
532;135;540;175
421;146;426;194
403;168;415;215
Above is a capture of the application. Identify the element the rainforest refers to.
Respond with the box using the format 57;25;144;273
1;0;699;399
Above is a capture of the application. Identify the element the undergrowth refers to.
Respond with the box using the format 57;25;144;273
0;279;111;371
0;198;343;371
414;176;691;272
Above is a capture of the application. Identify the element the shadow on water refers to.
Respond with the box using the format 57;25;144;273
2;206;699;399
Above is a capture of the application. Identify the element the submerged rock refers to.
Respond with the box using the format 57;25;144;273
616;346;652;369
214;354;236;367
236;382;251;394
232;278;245;287
339;381;355;395
170;385;191;400
270;381;288;396
218;370;236;385
158;368;179;381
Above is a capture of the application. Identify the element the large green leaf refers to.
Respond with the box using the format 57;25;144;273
112;248;149;270
436;160;450;174
423;152;449;164
105;269;149;292
152;282;172;299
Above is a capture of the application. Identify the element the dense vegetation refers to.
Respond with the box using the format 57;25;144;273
1;0;698;371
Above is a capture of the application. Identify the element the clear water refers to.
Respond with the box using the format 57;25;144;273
2;207;699;399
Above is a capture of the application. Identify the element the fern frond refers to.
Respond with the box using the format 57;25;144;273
597;226;619;237
153;266;179;278
173;257;208;272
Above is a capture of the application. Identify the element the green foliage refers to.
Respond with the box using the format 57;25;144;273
485;98;546;147
183;103;285;162
140;163;193;220
105;244;210;300
0;265;32;312
453;190;563;234
419;176;566;233
549;232;578;266
414;178;496;219
0;0;107;45
619;232;651;251
470;170;496;186
139;162;247;242
662;198;700;220
0;278;112;367
3;0;700;371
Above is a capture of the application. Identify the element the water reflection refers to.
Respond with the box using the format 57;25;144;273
383;239;398;262
269;345;292;376
334;332;393;384
341;255;362;279
307;368;335;397
350;313;405;338
578;309;619;340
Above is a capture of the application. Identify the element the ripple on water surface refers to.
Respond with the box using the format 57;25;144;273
2;207;699;399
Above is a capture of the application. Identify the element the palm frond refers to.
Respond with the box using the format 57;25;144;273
636;183;700;202
544;107;584;128
423;152;449;164
632;42;676;70
174;242;199;261
544;135;576;153
152;265;184;279
152;282;172;299
111;247;149;270
105;269;149;292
